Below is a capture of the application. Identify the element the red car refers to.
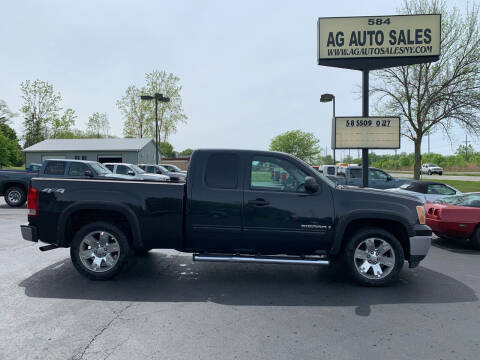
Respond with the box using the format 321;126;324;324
425;193;480;249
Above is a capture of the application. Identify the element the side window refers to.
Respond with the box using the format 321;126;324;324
369;169;388;180
350;168;362;178
428;184;456;195
326;167;335;175
205;154;238;189
105;164;114;171
117;165;132;175
68;163;89;176
44;161;66;175
147;166;156;174
250;156;308;193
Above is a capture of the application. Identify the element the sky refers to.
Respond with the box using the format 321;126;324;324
0;0;473;159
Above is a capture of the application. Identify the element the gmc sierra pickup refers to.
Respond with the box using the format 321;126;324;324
20;149;432;286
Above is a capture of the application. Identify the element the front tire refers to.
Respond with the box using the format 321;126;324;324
4;186;26;207
471;227;480;250
428;170;432;175
344;227;405;286
70;222;131;280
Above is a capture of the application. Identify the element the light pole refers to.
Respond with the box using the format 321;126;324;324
320;93;335;164
141;93;170;164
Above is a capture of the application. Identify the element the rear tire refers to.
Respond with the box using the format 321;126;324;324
4;186;26;207
344;227;405;287
471;227;480;250
70;221;131;280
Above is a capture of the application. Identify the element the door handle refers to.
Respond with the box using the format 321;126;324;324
248;198;270;206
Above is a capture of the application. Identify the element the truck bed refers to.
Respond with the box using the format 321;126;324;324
29;177;186;250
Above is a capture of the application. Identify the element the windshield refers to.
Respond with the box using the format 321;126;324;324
90;162;112;175
165;164;182;172
435;193;480;207
130;164;145;174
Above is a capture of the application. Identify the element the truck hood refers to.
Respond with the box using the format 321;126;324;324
336;185;423;204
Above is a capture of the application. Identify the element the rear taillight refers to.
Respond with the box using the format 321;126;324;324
27;186;38;216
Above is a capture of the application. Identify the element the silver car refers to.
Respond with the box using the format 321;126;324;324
385;181;461;203
104;163;170;182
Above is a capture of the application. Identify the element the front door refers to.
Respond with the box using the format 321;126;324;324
243;155;334;255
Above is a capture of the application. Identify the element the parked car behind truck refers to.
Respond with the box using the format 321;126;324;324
104;163;170;182
1;159;129;207
327;166;410;189
21;149;432;286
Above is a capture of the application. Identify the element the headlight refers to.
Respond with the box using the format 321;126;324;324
416;206;426;224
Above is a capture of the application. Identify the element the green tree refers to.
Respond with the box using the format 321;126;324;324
51;108;77;138
87;112;110;138
269;130;321;163
455;144;476;160
20;79;62;147
0;123;22;167
371;0;480;179
159;141;174;158
0;99;17;124
117;85;151;138
0;133;10;167
179;148;194;156
118;70;187;143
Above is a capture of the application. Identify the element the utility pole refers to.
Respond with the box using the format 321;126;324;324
465;134;469;161
428;131;430;153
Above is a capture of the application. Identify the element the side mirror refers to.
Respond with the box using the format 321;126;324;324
387;175;393;181
84;170;94;177
127;170;135;176
304;176;319;193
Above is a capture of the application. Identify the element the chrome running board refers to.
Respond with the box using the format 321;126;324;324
193;254;330;266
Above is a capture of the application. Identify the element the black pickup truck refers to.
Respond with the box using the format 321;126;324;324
20;149;432;286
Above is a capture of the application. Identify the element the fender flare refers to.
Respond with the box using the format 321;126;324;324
330;209;413;256
57;201;143;248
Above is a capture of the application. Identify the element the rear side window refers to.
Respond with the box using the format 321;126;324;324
68;163;89;176
105;164;114;171
350;168;362;178
205;154;238;189
117;165;131;175
44;161;66;175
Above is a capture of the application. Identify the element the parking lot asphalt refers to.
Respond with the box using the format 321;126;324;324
1;198;479;360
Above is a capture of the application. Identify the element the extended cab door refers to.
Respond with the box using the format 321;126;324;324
243;154;334;255
186;152;244;253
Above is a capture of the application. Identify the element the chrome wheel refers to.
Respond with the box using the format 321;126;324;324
7;190;21;205
354;237;395;280
79;231;121;273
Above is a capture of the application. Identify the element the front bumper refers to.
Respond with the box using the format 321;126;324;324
408;224;432;267
20;224;39;242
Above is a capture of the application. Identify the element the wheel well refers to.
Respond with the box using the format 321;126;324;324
341;218;410;259
64;209;134;247
4;182;26;194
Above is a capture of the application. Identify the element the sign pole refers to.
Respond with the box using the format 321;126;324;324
362;70;369;188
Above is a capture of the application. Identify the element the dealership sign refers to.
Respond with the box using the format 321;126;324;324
318;14;441;70
332;117;400;149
